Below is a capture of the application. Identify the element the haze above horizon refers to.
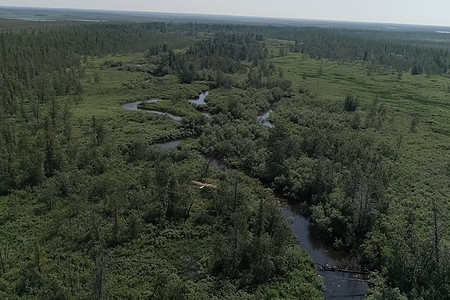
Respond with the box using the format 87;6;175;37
2;0;450;27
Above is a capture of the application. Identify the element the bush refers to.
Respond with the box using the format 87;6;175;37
344;94;359;112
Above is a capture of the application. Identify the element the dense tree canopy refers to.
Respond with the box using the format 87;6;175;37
0;18;449;299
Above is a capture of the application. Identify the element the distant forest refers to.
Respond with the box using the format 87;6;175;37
0;20;449;300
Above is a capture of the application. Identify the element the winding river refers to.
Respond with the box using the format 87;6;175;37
283;206;369;299
122;92;211;120
122;92;369;299
122;99;183;120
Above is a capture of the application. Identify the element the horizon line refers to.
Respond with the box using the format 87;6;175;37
2;5;450;28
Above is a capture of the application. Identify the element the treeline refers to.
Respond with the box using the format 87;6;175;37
0;122;323;298
257;26;449;75
200;86;450;299
192;33;449;298
200;93;392;247
0;23;194;195
2;19;449;299
290;28;450;75
0;23;277;196
266;97;392;246
147;32;267;86
147;22;450;75
0;21;324;299
0;22;194;113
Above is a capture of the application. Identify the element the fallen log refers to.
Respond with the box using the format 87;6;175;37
319;264;370;276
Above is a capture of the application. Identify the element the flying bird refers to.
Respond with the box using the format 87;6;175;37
192;180;217;189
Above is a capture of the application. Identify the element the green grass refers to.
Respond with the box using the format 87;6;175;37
70;50;450;241
272;51;450;239
39;49;449;296
139;100;205;119
71;54;209;145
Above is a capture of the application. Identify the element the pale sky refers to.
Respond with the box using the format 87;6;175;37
3;0;450;26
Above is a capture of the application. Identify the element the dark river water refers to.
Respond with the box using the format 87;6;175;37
122;99;183;120
122;92;369;299
282;207;369;299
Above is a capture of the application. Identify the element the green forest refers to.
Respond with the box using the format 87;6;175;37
0;19;449;300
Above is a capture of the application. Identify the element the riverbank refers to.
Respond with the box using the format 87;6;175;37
122;91;369;299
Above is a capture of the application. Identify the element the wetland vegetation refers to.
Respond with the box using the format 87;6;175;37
0;12;449;299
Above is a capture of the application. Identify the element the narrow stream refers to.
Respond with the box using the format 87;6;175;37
157;139;183;149
122;92;369;299
189;91;209;106
121;99;159;111
122;94;210;119
282;206;368;299
122;99;183;120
